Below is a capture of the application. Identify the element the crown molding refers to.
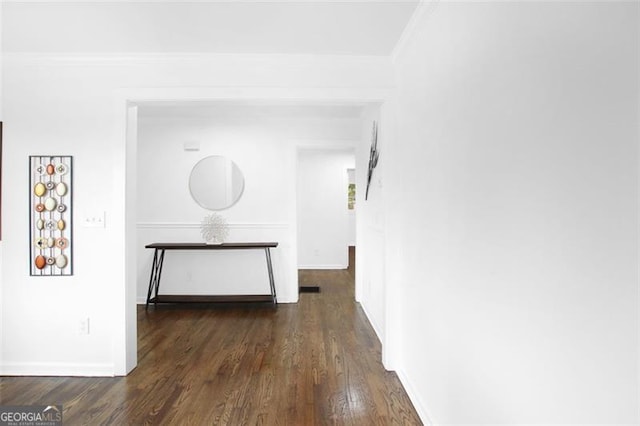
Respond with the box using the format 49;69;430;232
391;0;439;63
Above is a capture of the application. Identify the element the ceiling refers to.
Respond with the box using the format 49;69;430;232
2;1;419;55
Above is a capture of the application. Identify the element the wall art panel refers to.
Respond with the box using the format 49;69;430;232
29;156;73;276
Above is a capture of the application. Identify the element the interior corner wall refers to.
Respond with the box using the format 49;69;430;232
0;51;393;376
356;101;403;370
297;149;355;269
390;2;639;424
355;105;386;342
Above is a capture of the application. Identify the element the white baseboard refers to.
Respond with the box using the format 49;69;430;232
357;302;432;425
396;367;435;426
298;264;348;270
359;301;384;345
1;362;115;377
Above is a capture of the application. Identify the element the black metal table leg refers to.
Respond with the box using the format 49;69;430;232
265;247;277;304
145;249;158;310
153;249;166;307
145;248;166;310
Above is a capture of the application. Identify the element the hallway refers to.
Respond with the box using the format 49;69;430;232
0;264;421;425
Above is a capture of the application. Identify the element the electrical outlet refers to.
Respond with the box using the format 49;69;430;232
79;318;90;335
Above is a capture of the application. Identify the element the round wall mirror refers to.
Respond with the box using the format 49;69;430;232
189;155;245;210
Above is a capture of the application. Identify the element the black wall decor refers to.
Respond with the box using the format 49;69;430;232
365;121;379;201
29;156;73;276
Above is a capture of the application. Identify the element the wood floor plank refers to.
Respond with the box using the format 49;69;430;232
0;252;422;425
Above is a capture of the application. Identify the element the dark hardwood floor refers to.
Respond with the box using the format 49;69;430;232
0;251;422;425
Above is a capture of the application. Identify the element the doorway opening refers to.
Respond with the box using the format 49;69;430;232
296;148;356;287
122;94;383;375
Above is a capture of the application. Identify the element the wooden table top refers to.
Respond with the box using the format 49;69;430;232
145;242;278;250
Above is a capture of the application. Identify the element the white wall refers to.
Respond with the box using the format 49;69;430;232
389;1;639;424
297;149;355;269
355;106;388;343
138;109;359;301
0;52;393;376
137;113;292;301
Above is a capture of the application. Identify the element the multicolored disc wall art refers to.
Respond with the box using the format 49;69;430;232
29;156;73;276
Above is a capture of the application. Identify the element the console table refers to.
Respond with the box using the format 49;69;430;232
145;242;278;309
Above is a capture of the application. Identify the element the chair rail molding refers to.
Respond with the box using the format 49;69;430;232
136;221;290;230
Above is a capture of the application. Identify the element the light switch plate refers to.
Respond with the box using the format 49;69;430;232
83;212;105;228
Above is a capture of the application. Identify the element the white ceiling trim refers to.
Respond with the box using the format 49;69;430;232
119;87;393;104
